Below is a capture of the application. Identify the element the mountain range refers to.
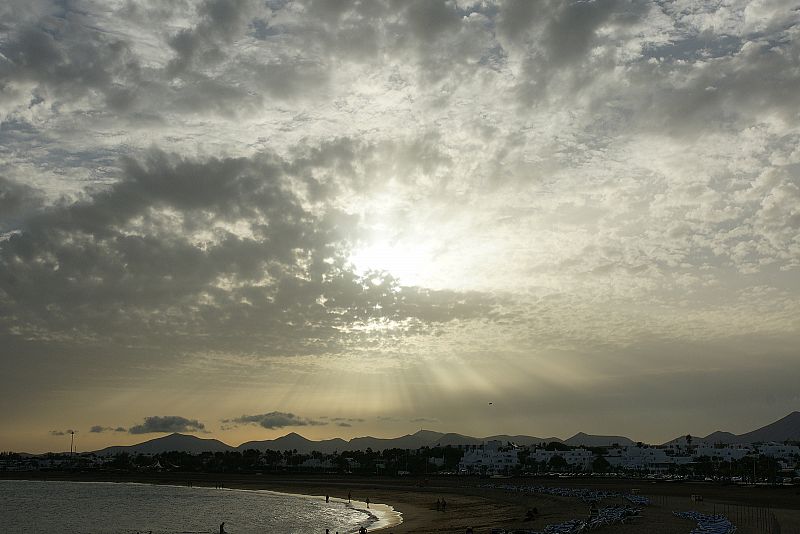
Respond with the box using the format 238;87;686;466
91;411;800;455
663;411;800;446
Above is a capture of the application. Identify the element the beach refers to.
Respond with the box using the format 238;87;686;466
3;472;799;533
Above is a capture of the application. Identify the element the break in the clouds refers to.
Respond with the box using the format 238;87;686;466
127;416;206;435
227;412;326;430
1;0;799;451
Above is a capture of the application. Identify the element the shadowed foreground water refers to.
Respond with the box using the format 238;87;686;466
0;479;381;533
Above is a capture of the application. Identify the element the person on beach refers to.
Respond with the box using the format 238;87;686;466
348;490;352;503
366;497;370;508
436;498;441;511
326;495;329;503
441;498;447;511
219;522;226;534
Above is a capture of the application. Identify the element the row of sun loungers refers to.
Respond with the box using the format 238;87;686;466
481;483;651;506
481;484;644;534
489;504;641;534
674;511;737;534
482;484;737;534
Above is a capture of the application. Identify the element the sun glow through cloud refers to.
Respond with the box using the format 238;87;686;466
348;238;437;288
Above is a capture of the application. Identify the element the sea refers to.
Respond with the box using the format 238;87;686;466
0;479;398;533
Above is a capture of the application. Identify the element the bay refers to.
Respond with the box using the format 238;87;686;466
0;479;390;533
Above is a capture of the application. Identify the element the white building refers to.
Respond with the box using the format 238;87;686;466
758;443;800;459
459;440;519;474
602;446;690;471
758;443;800;462
694;446;750;461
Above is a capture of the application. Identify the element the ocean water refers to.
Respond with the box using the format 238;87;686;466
0;479;395;533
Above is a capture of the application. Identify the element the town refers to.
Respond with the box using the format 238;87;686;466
3;437;798;484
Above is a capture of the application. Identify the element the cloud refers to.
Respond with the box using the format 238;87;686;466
410;417;439;424
0;146;496;355
326;417;364;428
376;416;402;423
90;425;127;433
48;429;75;436
2;0;800;447
0;177;44;229
166;0;262;76
128;416;206;434
0;16;145;114
226;411;326;429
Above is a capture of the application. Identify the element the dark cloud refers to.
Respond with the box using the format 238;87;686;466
401;0;461;44
128;416;206;434
630;37;800;134
49;429;75;436
0;0;261;121
166;0;259;76
226;411;326;429
325;417;364;428
508;0;651;105
0;145;495;355
0;176;43;229
0;18;144;113
410;417;438;424
90;425;127;433
329;417;365;423
1;0;795;133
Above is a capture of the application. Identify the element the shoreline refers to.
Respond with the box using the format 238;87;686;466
1;477;402;533
3;472;799;533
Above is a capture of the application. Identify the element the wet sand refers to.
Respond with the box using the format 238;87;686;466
3;472;799;533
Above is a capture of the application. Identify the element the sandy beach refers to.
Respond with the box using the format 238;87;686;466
3;472;799;533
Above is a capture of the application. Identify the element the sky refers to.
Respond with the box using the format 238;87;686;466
1;0;799;454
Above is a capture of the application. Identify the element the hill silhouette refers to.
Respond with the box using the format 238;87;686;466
662;411;800;445
88;411;800;455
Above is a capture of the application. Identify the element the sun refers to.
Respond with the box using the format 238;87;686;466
348;238;435;287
